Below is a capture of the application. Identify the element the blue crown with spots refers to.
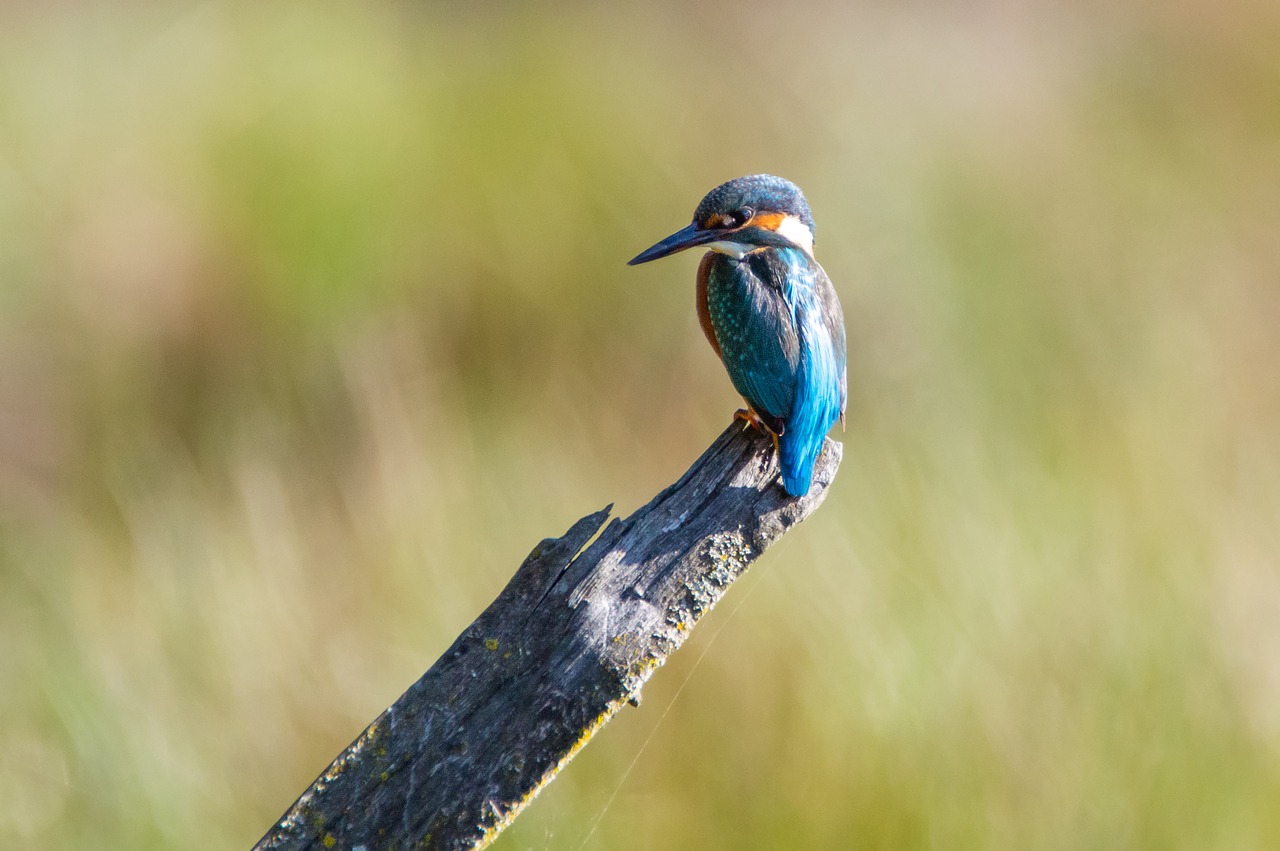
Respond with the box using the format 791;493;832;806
693;175;815;242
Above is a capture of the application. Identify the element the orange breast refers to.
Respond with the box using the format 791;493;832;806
696;253;721;358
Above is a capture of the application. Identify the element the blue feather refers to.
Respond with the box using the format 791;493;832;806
779;260;845;495
706;247;846;496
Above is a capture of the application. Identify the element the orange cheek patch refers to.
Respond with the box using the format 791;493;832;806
748;212;787;231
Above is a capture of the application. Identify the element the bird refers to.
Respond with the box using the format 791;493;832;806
629;174;847;497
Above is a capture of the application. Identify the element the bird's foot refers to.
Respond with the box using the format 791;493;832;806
735;408;781;453
734;408;770;434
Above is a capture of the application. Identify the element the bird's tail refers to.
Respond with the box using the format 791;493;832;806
779;429;823;497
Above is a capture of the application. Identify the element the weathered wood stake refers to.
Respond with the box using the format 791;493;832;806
255;423;841;850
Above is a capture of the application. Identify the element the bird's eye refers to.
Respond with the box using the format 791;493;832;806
730;207;754;228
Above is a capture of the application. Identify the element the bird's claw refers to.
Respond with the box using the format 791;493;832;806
734;408;768;433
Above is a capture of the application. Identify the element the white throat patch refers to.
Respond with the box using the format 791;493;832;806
775;214;815;256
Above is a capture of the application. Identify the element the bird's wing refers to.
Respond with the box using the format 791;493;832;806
811;260;847;419
776;256;847;495
789;261;847;438
712;252;803;424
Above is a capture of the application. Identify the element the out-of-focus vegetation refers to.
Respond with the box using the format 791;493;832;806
2;0;1278;847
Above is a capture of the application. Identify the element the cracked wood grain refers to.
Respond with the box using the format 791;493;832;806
254;422;841;851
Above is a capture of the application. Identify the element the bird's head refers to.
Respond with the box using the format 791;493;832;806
628;174;816;266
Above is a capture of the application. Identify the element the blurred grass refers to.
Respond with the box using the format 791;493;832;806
2;0;1279;848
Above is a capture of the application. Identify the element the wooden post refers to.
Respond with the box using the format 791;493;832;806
255;423;841;850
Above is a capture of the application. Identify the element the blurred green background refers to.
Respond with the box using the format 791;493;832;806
2;0;1279;848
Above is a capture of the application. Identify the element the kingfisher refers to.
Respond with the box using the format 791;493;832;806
629;174;847;497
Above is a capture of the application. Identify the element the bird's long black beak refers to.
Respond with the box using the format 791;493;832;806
627;223;723;265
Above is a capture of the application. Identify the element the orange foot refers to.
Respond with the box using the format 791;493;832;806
734;409;781;452
734;407;768;433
